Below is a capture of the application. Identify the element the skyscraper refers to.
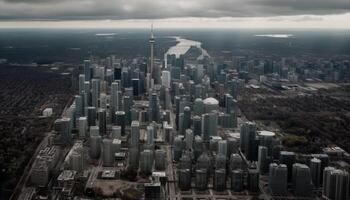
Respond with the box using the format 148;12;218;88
149;24;155;83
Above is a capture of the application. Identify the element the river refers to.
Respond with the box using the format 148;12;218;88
164;36;210;67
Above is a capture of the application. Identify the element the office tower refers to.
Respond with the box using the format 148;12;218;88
98;108;106;136
193;136;203;160
279;151;296;182
75;95;83;119
164;124;173;144
148;92;160;122
84;60;91;81
91;79;100;108
310;157;321;188
86;106;96;126
154;149;166;171
102;139;113;167
258;146;269;174
89;132;101;159
292;163;312;196
193;98;204;116
78;117;87;139
140;150;154;175
195;169;207;190
54;117;72;144
99;93;107;109
114;65;122;80
240;122;257;161
161;70;171;88
231;169;244;192
197;151;211;174
145;125;154;146
203;97;219;113
201;112;218;141
180;151;192;170
121;67;129;88
214;169;226;191
84;81;91;106
173;136;184;161
178;169;191;191
123;96;132;125
128;147;139;170
192;115;202;136
130;107;139;122
248;169;259;193
132;78;140;97
130;121;140;148
269;163;288;195
115;111;126;136
111;126;121;139
224;93;237;114
218;140;228;158
323;167;349;200
258;130;276;156
110;81;119;116
181;106;191;134
144;182;161;200
185;129;194;150
78;74;85;95
215;153;226;170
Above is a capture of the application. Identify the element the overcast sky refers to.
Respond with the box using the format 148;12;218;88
0;0;349;28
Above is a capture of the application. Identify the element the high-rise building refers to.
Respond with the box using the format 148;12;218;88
54;117;72;144
323;167;349;200
193;98;204;116
98;108;106;136
115;111;126;136
89;131;101;159
91;79;100;108
86;106;96;127
148;92;160;122
292;163;312;196
240;122;257;161
154;149;166;171
192;115;202;136
310;157;321;188
258;146;269;174
203;97;219;113
161;70;171;88
195;169;208;190
130;121;140;148
102;139;113;167
78;117;87;139
269;163;288;195
83;60;91;81
111;126;121;139
214;169;226;191
178;169;191;191
78;74;85;95
218;140;228;158
140;149;154;175
128;147;139;170
149;24;155;81
248;169;259;193
231;169;244;192
279;151;296;182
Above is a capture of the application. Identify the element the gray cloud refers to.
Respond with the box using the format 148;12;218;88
0;0;349;20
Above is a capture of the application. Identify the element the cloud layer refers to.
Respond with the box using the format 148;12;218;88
0;0;350;20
